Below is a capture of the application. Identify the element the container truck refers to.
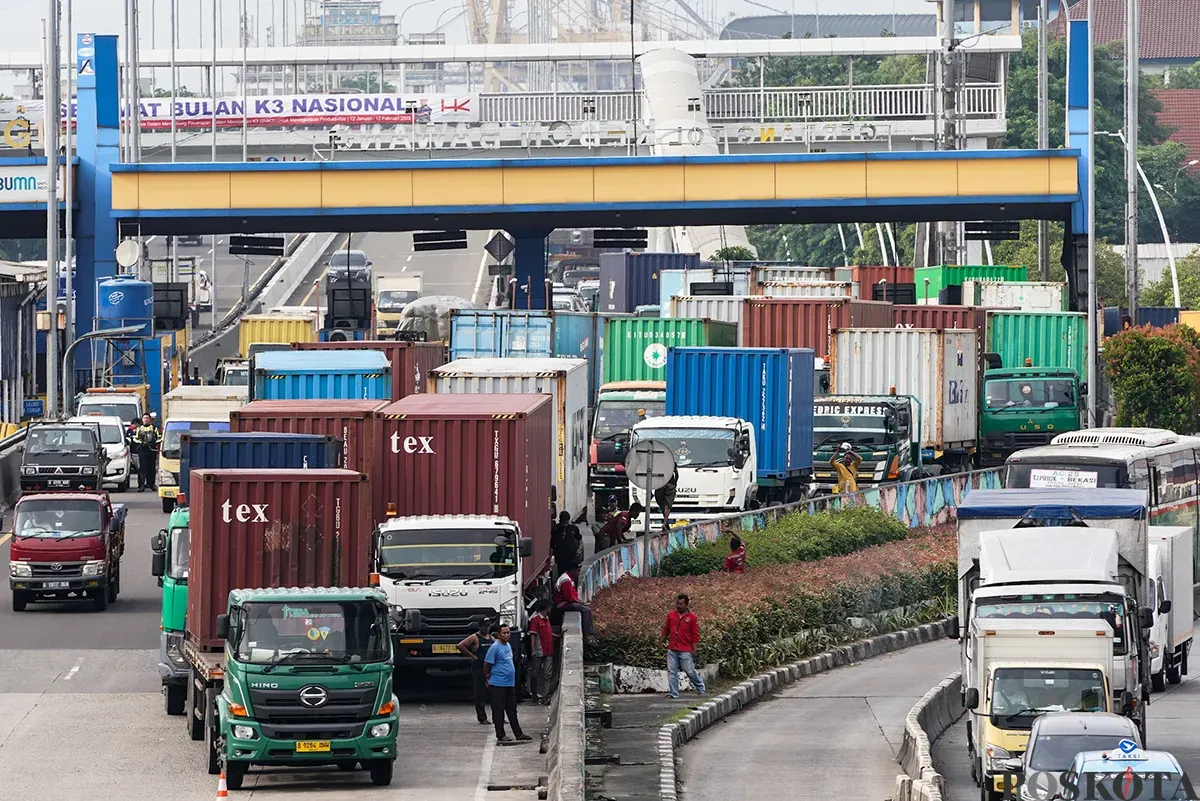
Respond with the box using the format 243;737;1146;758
667;296;743;340
961;280;1066;312
252;350;392;402
830;328;979;469
171;469;388;786
292;340;446;402
645;347;814;514
215;358;249;386
811;393;930;492
602;317;737;384
964;619;1116;801
1148;526;1194;691
231;399;386;476
589;381;666;511
978;358;1084;467
741;298;893;361
238;312;318;357
75;386;148;432
158;386;247;514
370;393;553;675
429;357;589;522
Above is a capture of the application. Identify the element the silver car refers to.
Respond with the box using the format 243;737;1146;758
1011;712;1142;801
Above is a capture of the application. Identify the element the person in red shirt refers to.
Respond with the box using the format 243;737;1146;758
526;598;556;704
595;501;645;550
660;594;706;699
723;536;746;574
553;568;594;637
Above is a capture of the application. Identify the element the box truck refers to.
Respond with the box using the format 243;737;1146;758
1149;526;1194;690
158;386;248;513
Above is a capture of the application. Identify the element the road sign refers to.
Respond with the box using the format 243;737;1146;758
964;221;1020;241
485;232;514;262
594;229;648;249
22;399;44;418
625;440;676;493
413;230;468;252
229;235;286;256
78;59;93;76
488;264;513;277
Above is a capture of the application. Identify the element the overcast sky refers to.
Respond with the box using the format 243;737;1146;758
0;0;933;94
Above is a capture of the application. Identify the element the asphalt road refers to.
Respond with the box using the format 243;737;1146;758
680;639;961;801
0;490;542;799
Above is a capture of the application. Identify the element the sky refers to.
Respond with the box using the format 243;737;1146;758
0;0;934;94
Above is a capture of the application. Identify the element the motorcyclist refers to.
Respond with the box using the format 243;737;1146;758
133;413;160;492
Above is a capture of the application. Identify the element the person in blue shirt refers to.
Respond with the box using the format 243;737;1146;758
483;624;532;744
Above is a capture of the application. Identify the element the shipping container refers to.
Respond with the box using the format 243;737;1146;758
852;266;915;290
238;313;318;357
984;310;1088;377
178;431;340;502
667;296;744;340
429;357;589;522
754;281;856;299
665;347;815;479
658;268;750;310
230;399;386;476
599;252;700;313
447;310;610;405
186;468;373;650
372;393;553;584
750;266;851;291
1102;306;1181;337
913;265;1028;304
892;304;992;348
603;317;739;383
252;350;392;401
1180;309;1200;332
831;328;979;451
162;385;247;422
871;283;917;304
291;340;446;401
961;280;1066;312
741;299;893;360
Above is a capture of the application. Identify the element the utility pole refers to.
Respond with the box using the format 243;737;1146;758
64;0;75;406
1037;0;1050;280
937;0;957;266
45;0;61;419
1124;0;1140;321
131;0;142;162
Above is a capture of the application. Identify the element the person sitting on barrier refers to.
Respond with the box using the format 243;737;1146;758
596;502;644;549
552;568;593;638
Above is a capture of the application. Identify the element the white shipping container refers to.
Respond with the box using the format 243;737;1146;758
429;357;589;521
668;295;744;342
962;280;1066;312
750;266;852;288
658;268;750;310
830;328;978;449
162;385;249;422
755;281;857;299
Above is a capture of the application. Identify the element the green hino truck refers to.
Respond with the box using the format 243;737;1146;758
977;358;1084;466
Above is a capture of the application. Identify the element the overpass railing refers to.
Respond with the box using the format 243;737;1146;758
477;82;1003;125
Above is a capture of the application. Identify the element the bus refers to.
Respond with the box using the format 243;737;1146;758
1003;428;1200;584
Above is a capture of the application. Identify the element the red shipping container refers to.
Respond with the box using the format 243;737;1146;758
892;305;995;347
186;468;373;650
292;340;447;401
373;393;553;585
852;266;915;292
230;399;385;476
741;298;894;359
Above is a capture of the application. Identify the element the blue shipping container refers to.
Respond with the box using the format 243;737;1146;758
179;431;341;500
599;252;701;314
1102;306;1181;337
665;347;815;479
253;350;392;401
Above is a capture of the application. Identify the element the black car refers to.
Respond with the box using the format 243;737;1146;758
326;249;373;286
20;422;109;493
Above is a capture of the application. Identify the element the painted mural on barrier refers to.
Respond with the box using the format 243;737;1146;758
579;468;1003;602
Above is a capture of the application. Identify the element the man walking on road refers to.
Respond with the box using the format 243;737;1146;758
483;624;532;744
661;594;706;699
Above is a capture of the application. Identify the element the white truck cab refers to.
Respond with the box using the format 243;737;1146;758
1148;526;1194;691
628;415;756;517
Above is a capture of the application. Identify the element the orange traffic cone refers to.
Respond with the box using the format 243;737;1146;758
216;771;228;798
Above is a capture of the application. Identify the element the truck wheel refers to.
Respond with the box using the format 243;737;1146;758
92;588;108;612
12;592;28;612
1167;662;1182;685
165;683;186;716
117;474;130;493
106;570;119;604
225;762;247;790
187;675;205;741
162;497;175;514
368;759;394;786
1152;666;1166;692
204;689;221;775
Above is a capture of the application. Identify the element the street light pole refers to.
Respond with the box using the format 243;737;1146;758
1037;0;1050;280
45;0;62;419
62;326;146;416
1124;0;1139;321
1086;0;1096;428
64;0;75;408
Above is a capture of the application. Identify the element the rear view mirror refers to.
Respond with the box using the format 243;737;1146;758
964;687;979;709
151;551;166;578
151;531;166;552
404;609;423;633
947;617;961;640
1079;382;1089;396
1121;690;1135;715
216;614;230;640
1140;608;1155;629
519;537;533;558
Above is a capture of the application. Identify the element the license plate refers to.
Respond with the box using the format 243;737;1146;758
48;480;69;487
295;741;330;753
432;644;458;654
44;581;70;589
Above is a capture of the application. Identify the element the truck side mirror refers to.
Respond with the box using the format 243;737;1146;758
151;551;166;578
1121;690;1135;715
519;537;533;558
965;687;979;709
1158;599;1172;615
733;451;747;470
1140;608;1155;629
151;531;166;552
404;609;422;633
216;613;230;639
947;617;961;640
1079;382;1088;396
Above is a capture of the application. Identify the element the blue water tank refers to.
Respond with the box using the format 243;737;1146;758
98;276;154;337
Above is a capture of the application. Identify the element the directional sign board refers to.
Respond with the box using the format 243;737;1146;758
229;235;286;256
413;230;468;252
625;440;676;494
485;232;514;262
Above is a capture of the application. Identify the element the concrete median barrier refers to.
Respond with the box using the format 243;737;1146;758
548;612;585;801
0;429;27;514
894;671;964;801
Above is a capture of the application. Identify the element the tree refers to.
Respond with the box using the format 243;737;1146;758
990;220;1128;306
748;223;916;267
730;34;927;91
1141;250;1200;308
1103;325;1200;430
153;86;195;98
711;245;756;261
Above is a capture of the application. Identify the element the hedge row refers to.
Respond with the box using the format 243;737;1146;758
655;506;912;577
587;530;956;676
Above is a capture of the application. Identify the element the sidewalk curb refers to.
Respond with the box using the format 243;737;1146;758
657;617;954;801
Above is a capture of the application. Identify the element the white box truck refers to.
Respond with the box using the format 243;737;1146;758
157;386;248;513
429;357;589;523
1149;525;1194;691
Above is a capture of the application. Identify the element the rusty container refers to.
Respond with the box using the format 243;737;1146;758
186;468;373;651
891;304;993;347
292;340;447;401
741;298;893;359
230;399;386;476
852;266;916;293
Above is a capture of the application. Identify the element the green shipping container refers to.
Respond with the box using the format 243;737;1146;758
984;310;1088;377
914;265;1028;301
603;317;738;382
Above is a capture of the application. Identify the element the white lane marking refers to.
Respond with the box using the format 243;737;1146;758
405;254;412;261
146;235;158;245
473;728;497;801
207;248;215;255
63;658;84;681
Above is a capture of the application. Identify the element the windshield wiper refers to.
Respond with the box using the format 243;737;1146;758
462;571;512;584
1001;706;1055;721
261;651;330;673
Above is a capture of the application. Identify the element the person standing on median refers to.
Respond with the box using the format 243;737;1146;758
527;598;556;705
483;624;532;744
723;536;746;574
457;618;495;725
660;593;706;699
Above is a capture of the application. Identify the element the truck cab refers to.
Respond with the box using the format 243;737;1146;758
158;386;248;513
210;587;398;789
375;274;422;338
8;491;127;611
75;386;146;434
978;361;1083;466
811;395;927;491
629;416;756;516
150;505;191;715
589;381;666;510
215;358;249;387
20;421;108;493
371;515;534;673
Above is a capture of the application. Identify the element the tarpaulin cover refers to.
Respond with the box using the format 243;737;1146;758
956;488;1148;520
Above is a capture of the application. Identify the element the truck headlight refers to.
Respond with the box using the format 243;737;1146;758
986;745;1013;771
81;466;96;475
10;562;31;577
593;465;617;474
21;466;35;476
499;598;518;628
166;632;186;665
81;560;106;576
233;725;257;740
369;723;391;738
158;469;174;485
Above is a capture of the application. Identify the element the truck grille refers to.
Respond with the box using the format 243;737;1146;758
248;687;375;740
32;465;84;475
29;561;85;577
414;607;496;636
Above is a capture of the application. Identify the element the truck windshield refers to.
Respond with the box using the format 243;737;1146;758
991;667;1107;727
169;526;190;580
162;421;231;459
985;378;1077;409
378;528;519;581
593;400;666;440
975;594;1127;655
633;428;736;468
14;499;101;538
234;601;389;665
222;368;249;386
1004;460;1127;489
26;427;98;455
378;290;418;309
814;416;890;447
78;400;139;424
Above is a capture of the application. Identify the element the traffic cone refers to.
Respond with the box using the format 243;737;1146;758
216;771;228;798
